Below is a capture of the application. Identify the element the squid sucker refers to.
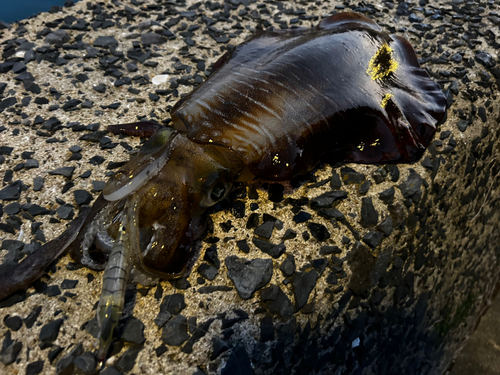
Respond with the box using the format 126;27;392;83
0;12;446;362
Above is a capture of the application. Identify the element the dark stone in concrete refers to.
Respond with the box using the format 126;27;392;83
376;216;393;236
39;319;64;349
26;360;44;375
33;177;44;191
252;237;286;258
280;255;295;277
159;294;186;317
0;332;22;365
45;30;71;46
330;173;342;189
49;167;75;178
360;197;378;227
116;345;142;372
0;181;23;200
225;256;273;299
93;36;118;48
398;169;423;199
121;318;145;344
308;222;330;241
56;204;74;220
203;244;220;268
236;239;250;253
379;186;395;204
319;245;342;255
0;97;17;113
293;211;311;223
348;242;376;295
4;315;22;331
310;191;348;209
267;287;294;320
363;231;384;249
198;263;218;280
73;190;92;206
141;33;167;45
254;220;275;239
73;352;96;374
162;315;189;346
24;306;42;328
60;279;78;289
292;269;319;310
46;285;61;297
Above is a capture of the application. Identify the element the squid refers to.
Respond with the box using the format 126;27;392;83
0;12;446;363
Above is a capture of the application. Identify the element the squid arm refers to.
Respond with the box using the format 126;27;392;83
95;197;139;364
0;206;91;302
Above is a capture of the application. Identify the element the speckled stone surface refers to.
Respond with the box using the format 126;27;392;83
0;1;499;374
448;292;500;375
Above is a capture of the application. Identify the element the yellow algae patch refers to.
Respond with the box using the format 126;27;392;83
380;93;394;108
366;43;398;81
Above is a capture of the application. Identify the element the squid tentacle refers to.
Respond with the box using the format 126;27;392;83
0;207;90;302
95;199;136;363
80;204;117;271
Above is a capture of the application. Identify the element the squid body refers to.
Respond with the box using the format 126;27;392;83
0;12;446;362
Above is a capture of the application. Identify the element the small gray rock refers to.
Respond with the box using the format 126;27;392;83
56;204;74;220
292;269;319;310
0;332;22;365
93;36;118;49
45;30;71;46
360;197;378;227
398;169;423;199
73;352;96;374
280;255;295;277
33;177;44;192
39;319;64;349
121;318;145;344
49;167;75;178
225;256;273;299
141;32;167;45
73;190;92;206
161;315;189;346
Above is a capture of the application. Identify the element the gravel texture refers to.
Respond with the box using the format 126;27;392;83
1;0;500;374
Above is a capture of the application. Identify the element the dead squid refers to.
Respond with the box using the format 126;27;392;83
0;12;446;362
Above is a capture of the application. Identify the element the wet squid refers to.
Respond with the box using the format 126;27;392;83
0;12;446;362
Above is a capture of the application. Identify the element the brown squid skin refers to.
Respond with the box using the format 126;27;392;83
172;12;446;180
124;131;246;278
0;207;91;301
0;12;446;303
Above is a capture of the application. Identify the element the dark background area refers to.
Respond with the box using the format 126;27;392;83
0;0;80;23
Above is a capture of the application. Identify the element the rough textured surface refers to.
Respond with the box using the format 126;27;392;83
0;0;499;374
449;290;500;375
449;292;500;375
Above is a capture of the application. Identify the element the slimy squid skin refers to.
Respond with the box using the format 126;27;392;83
0;12;446;362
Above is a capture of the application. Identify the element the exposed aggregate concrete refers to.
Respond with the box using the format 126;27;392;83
0;0;500;374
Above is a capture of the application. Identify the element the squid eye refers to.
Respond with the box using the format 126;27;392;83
200;172;233;209
210;183;226;202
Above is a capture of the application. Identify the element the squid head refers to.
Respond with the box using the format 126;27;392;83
102;127;246;279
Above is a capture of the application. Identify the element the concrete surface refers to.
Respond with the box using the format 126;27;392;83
0;0;499;374
449;291;500;375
